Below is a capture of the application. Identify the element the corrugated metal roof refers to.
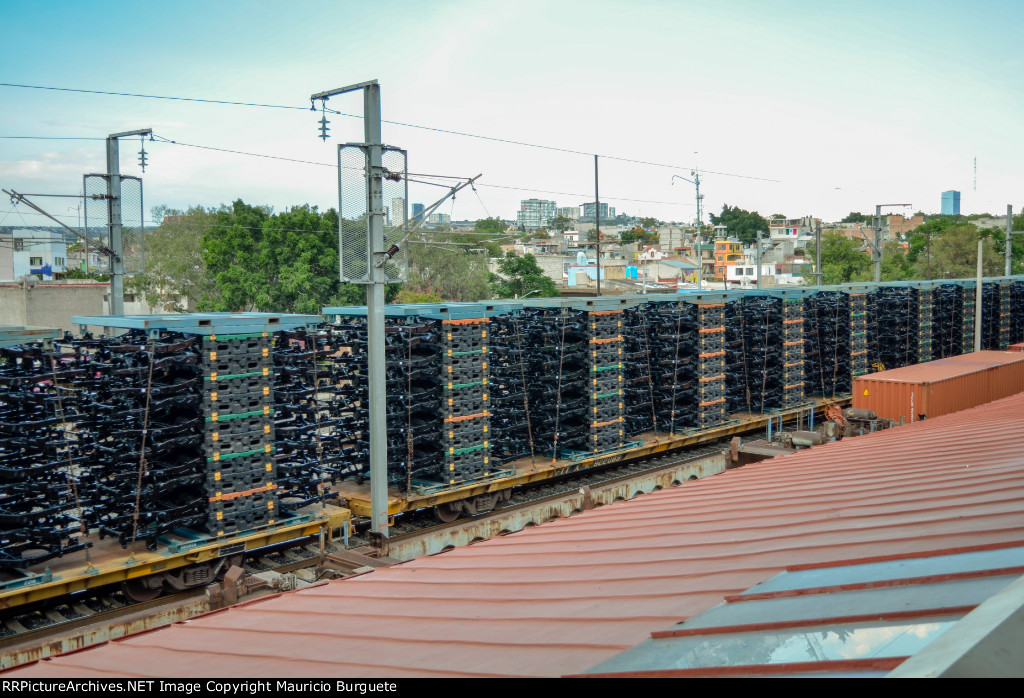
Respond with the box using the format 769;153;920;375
856;350;1024;383
9;392;1024;678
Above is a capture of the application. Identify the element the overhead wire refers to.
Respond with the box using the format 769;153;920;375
6;132;702;208
1;82;779;182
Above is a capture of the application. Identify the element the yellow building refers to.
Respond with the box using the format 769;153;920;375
713;240;743;280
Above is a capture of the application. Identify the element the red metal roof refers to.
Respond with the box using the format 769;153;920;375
10;392;1024;678
855;350;1024;384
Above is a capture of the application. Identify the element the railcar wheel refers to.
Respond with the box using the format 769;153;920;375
435;502;460;523
122;576;163;602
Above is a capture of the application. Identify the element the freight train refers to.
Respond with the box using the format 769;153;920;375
0;275;1021;610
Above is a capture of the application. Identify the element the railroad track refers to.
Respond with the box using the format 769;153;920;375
0;537;347;664
360;439;730;542
377;441;731;560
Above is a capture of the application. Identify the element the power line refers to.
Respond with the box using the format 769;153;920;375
0;82;308;111
148;136;701;207
0;136;106;141
474;182;695;207
1;82;778;182
149;135;335;169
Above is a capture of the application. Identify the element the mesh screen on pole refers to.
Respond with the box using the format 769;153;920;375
338;145;369;283
82;173;145;274
381;147;408;283
337;145;407;284
83;174;109;249
119;176;145;274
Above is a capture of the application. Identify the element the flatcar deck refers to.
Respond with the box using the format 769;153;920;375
335;396;848;517
0;505;349;610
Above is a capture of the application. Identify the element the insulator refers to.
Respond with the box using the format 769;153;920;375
138;146;148;172
318;116;330;142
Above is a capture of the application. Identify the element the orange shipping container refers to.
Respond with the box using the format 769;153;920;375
852;351;1024;424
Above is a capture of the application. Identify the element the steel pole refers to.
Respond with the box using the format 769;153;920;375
873;205;882;283
815;220;822;286
755;230;763;289
695;172;702;290
975;239;984;353
364;84;389;539
594;155;601;296
1006;204;1013;276
106;137;123;316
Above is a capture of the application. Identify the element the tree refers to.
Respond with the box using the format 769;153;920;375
475;217;505;234
620;228;659;245
841;211;870;224
879;241;913;281
201;200;368;314
393;288;444;304
552;215;573;233
405;242;492;302
490;252;558;298
805;232;871;284
638;217;659;229
128;206;220;311
708;205;770;244
921;223;1002;279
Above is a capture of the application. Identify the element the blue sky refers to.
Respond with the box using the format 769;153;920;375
2;0;1022;228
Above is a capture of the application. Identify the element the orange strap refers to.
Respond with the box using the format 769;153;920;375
444;411;490;423
443;318;488;325
209;482;276;502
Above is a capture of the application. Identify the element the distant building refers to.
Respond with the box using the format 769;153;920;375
713;239;743;280
580;202;615;222
556;206;580;221
887;214;925;237
411;203;425;225
516;199;557;231
390;197;406;227
427;213;451;226
3;229;67;281
942;190;961;215
768;216;819;248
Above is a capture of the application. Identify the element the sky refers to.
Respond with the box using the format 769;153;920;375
2;0;1022;231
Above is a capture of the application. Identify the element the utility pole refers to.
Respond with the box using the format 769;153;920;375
106;128;151;315
869;203;910;282
755;230;763;289
1006;204;1013;276
813;220;822;286
310;80;391;541
975;239;983;352
594;155;601;296
672;171;702;288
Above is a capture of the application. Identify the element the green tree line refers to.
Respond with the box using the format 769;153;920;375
805;216;1022;285
130;202;557;311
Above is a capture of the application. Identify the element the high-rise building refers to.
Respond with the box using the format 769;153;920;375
391;197;406;227
516;199;557;230
580;202;615;221
556;206;580;221
941;190;961;216
411;203;425;225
